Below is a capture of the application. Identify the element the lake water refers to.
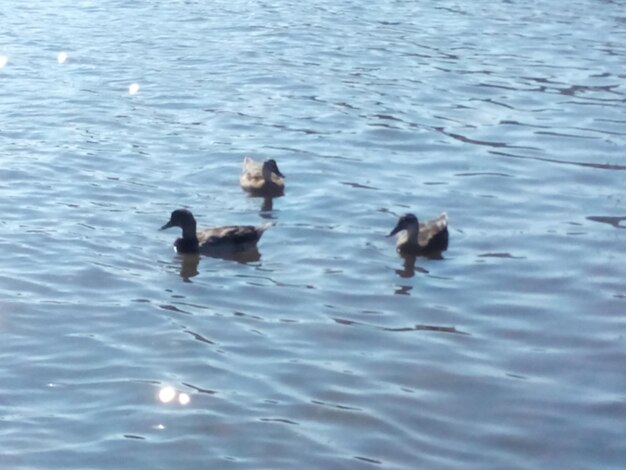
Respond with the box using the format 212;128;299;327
1;0;625;468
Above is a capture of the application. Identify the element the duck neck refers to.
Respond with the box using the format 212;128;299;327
405;224;420;245
262;163;273;183
181;220;197;240
176;220;200;254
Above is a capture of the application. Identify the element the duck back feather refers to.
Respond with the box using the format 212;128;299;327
240;156;285;197
161;209;270;257
389;212;449;253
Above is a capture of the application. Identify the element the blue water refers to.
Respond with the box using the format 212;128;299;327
1;1;625;468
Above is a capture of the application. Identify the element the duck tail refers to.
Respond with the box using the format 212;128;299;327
437;212;448;230
255;222;273;240
258;222;273;232
242;155;254;168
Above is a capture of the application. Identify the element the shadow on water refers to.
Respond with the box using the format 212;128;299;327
395;253;429;278
259;196;280;219
394;252;444;279
178;254;200;281
333;317;469;336
174;247;262;281
490;150;626;171
203;245;262;264
587;215;626;229
383;324;470;335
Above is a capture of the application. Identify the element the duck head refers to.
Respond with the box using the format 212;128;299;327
161;209;197;232
387;213;419;237
264;159;285;178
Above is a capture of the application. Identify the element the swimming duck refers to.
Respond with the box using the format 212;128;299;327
388;213;449;253
240;156;285;197
160;209;270;256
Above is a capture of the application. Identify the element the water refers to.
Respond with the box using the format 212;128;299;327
1;0;625;468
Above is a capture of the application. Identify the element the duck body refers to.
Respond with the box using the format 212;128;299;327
161;209;269;256
240;156;285;197
388;213;448;254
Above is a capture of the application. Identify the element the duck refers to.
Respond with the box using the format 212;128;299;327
388;213;449;253
160;209;270;256
240;156;285;197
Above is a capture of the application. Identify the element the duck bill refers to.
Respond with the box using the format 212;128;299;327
160;220;174;231
387;223;403;237
273;166;285;178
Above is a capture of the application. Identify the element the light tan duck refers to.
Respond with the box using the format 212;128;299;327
160;209;270;257
240;156;285;197
388;213;449;254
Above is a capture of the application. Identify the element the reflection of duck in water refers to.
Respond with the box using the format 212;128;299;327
388;213;449;254
395;253;430;279
260;197;274;213
178;254;200;281
240;157;285;198
160;209;269;261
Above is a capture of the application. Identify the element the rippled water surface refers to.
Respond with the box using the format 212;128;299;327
1;1;625;468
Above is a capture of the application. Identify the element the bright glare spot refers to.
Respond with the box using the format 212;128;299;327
154;424;166;430
57;52;68;64
158;386;176;403
0;56;7;69
178;393;191;405
128;83;140;95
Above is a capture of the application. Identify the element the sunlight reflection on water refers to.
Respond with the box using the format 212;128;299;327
158;386;191;406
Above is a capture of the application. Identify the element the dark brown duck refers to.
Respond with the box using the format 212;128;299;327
388;213;449;253
160;209;270;255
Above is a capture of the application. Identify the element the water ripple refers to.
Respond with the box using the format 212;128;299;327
1;0;625;469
